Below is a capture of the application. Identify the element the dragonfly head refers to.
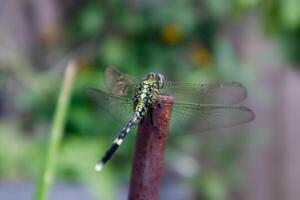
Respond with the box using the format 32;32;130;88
144;72;165;89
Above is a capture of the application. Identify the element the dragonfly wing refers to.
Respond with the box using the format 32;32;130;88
168;102;254;133
104;65;137;97
161;81;247;104
86;87;133;125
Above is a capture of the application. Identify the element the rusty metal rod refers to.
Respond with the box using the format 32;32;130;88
128;95;174;200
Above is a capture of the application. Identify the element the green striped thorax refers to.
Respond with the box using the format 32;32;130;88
133;72;165;118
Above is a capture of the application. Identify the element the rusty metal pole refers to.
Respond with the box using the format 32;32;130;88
128;95;173;200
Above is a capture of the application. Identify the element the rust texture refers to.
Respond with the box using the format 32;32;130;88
128;95;174;200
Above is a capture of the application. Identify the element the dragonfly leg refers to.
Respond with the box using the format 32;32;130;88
150;109;158;127
150;100;163;128
156;100;163;109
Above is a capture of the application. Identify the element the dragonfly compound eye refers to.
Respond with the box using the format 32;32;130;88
145;73;155;80
156;73;165;89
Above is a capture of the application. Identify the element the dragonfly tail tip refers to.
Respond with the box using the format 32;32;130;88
95;163;104;172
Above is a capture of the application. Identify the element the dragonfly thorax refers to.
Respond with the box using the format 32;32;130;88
133;72;164;118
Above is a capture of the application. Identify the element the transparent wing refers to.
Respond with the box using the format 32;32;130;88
168;102;254;133
104;65;137;97
86;87;254;134
86;87;134;124
161;81;247;104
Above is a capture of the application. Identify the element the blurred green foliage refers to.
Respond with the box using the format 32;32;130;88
2;0;300;199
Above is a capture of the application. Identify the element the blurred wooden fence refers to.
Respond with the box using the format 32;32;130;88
230;13;300;200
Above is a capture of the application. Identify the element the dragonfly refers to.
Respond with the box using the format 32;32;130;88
87;66;255;172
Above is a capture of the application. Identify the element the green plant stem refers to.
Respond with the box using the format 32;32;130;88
35;60;78;200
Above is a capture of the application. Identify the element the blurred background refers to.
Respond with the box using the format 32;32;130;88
1;0;300;200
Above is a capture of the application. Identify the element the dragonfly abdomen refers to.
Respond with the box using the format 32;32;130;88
95;112;140;172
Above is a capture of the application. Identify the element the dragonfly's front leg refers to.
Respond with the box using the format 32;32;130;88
151;100;163;128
